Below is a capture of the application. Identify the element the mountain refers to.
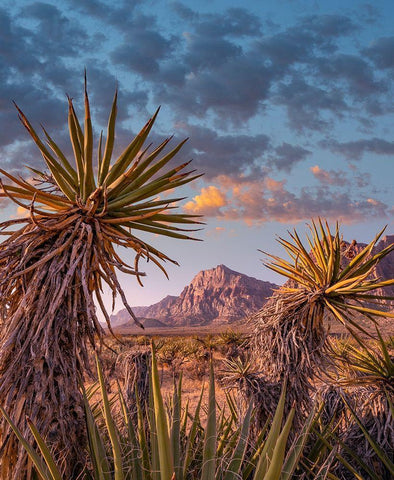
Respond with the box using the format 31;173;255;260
110;264;278;328
110;235;393;329
370;235;394;301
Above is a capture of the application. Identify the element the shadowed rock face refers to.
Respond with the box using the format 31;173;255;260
111;264;278;327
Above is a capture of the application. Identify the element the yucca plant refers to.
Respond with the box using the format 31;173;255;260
1;344;326;480
330;330;394;479
250;220;393;420
0;77;202;479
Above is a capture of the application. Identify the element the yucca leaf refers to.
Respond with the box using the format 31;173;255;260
123;221;200;240
108;161;192;209
325;271;372;294
0;406;54;480
223;401;253;480
83;74;95;200
136;385;151;480
13;102;76;198
106;137;175;197
98;89;118;184
118;386;143;480
202;359;217;480
109;140;189;199
81;384;112;480
183;385;204;479
339;302;393;318
67;96;84;190
253;382;287;479
96;355;124;480
263;407;295;480
42;126;78;184
151;342;174;480
171;374;182;480
341;395;394;476
104;107;160;186
241;421;270;480
337;228;386;281
280;405;316;480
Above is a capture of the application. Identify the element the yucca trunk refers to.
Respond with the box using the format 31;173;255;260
0;79;201;478
337;387;394;479
0;218;98;478
251;290;329;419
250;220;394;427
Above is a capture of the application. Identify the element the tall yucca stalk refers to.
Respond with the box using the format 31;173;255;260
251;219;393;420
0;77;202;479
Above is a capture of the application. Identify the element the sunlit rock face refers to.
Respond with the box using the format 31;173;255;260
111;264;278;327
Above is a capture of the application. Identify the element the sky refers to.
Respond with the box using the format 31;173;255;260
0;0;393;312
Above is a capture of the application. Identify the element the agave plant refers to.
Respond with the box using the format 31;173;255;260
0;77;202;479
1;344;326;480
250;220;393;421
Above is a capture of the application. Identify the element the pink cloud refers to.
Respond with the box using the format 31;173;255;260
310;165;347;185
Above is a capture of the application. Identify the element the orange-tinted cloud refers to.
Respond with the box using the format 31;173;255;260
197;174;389;225
184;185;228;215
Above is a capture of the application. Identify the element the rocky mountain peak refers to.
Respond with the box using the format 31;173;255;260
111;265;278;328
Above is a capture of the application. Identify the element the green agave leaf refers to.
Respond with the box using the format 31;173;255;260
223;401;253;480
263;407;295;480
81;383;112;480
183;385;204;479
253;382;287;479
151;342;174;480
201;359;217;480
0;405;55;480
280;405;317;480
171;374;182;480
96;354;124;480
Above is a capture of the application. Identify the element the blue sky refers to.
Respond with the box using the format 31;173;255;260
0;0;393;311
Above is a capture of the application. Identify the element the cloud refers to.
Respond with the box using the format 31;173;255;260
191;175;390;225
316;54;384;98
274;76;348;132
310;165;347;186
322;138;394;159
172;5;262;38
268;143;311;171
178;124;271;180
184;185;228;215
111;26;174;75
363;36;394;69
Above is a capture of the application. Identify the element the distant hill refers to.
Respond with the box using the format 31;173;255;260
110;315;167;329
110;264;278;328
